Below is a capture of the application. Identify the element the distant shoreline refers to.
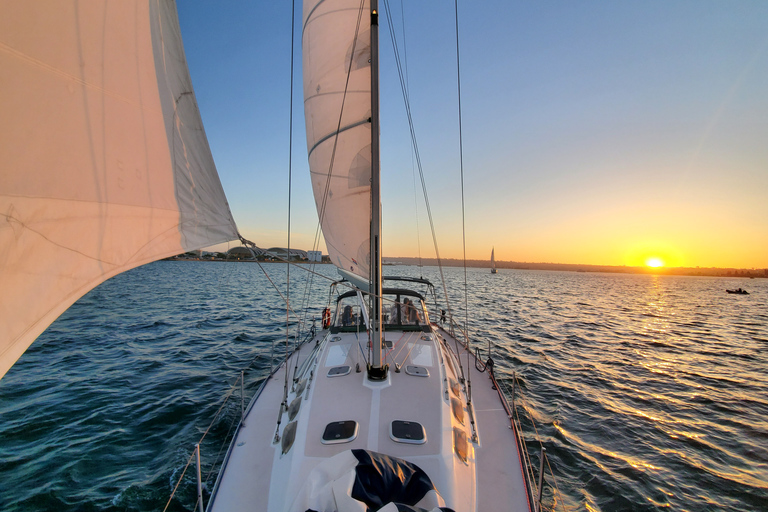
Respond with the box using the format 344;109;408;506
385;257;767;278
165;255;766;279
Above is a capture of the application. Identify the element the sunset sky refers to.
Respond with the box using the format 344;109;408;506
178;1;768;269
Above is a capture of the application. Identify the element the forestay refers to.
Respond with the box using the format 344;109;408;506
302;0;372;280
0;0;239;379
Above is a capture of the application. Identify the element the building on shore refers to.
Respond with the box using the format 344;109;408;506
265;247;308;260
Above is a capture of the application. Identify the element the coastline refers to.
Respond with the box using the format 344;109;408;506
165;255;766;279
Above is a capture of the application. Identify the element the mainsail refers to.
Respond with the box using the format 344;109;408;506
302;0;372;281
0;1;239;379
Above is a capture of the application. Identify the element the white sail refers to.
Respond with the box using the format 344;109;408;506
0;1;239;379
302;0;372;280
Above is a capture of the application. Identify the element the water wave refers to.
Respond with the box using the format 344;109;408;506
1;263;766;511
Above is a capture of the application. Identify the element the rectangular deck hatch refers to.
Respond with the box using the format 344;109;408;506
405;365;428;377
328;365;351;377
321;421;358;444
390;420;426;444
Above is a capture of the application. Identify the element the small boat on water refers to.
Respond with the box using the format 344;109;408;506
491;247;498;274
726;288;749;295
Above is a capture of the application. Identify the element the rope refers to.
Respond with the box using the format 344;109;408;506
381;0;459;368
204;407;241;486
279;0;298;438
450;0;475;405
162;451;195;512
162;369;248;512
505;373;569;511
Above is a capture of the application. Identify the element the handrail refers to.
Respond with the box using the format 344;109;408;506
165;324;322;511
500;372;568;512
163;368;248;512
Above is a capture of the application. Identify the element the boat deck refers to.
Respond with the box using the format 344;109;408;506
208;323;532;511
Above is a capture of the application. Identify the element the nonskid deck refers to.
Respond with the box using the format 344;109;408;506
208;323;532;511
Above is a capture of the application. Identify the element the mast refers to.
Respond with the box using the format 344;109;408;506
368;0;387;380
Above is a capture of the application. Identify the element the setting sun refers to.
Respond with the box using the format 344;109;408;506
646;257;664;268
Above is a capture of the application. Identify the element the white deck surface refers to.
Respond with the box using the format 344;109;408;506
208;324;532;512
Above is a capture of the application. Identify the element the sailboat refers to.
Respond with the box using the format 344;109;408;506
205;2;537;510
491;248;498;274
1;1;542;511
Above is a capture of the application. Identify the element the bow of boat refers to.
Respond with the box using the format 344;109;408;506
207;295;534;511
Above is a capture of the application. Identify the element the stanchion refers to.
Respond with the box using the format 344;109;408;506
195;444;204;512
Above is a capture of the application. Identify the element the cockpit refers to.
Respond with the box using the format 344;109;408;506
331;288;430;333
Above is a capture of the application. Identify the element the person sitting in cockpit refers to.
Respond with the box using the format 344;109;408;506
402;298;413;324
389;301;402;324
342;305;355;326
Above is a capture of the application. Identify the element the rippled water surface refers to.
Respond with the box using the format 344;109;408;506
1;262;766;511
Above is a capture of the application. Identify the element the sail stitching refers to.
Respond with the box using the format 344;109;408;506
0;42;161;113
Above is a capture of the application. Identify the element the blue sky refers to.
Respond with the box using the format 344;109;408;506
178;1;768;268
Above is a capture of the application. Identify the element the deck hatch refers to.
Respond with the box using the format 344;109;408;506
321;420;358;444
405;365;429;377
328;365;351;377
390;420;426;444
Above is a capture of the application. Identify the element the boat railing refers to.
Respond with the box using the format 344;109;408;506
162;367;252;512
164;322;322;511
489;361;567;512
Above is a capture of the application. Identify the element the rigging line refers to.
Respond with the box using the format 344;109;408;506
162;451;195;512
383;0;422;271
169;371;244;510
283;0;297;409
204;408;240;485
298;0;367;330
453;0;474;401
241;243;300;320
398;0;423;271
382;0;458;356
385;0;464;392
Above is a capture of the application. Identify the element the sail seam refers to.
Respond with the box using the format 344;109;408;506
0;42;160;113
307;118;371;158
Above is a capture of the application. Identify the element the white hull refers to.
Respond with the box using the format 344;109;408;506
208;321;533;511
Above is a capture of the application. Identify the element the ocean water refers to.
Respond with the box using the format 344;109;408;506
1;261;766;511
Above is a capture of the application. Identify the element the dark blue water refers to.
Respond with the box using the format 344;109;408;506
1;262;766;511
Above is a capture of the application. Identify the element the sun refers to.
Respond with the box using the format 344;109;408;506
646;257;664;268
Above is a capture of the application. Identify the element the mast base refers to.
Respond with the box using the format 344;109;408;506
367;364;389;381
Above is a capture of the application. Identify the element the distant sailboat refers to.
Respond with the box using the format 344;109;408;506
491;247;498;274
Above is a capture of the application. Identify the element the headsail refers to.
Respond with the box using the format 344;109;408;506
0;1;239;379
302;0;372;281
